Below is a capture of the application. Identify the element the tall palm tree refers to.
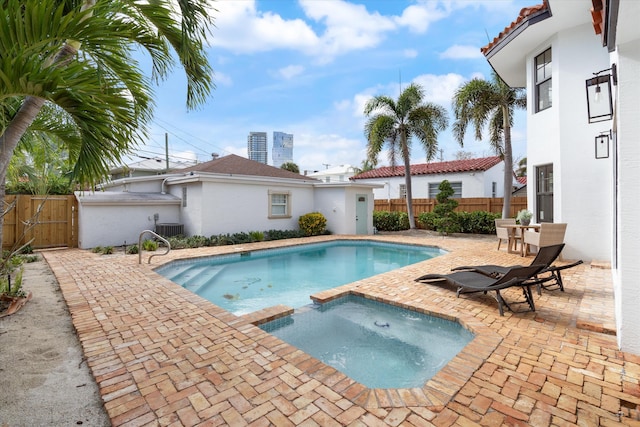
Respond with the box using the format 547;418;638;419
452;71;526;218
364;83;448;229
0;0;214;244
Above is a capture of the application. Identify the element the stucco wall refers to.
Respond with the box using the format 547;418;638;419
525;24;612;261
614;40;640;354
179;180;315;236
312;186;375;235
77;201;180;248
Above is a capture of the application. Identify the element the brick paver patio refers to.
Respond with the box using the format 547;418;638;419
42;232;640;426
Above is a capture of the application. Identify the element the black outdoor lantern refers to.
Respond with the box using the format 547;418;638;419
586;64;617;123
595;131;610;159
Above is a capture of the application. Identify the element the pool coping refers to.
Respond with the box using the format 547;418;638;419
239;288;502;410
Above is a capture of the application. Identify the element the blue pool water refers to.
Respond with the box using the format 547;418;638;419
156;240;442;315
260;295;474;389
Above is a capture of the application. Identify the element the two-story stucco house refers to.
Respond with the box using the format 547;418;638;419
483;0;640;353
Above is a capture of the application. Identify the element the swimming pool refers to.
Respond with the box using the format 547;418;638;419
156;240;442;315
260;295;474;389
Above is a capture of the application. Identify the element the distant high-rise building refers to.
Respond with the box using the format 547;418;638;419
247;132;268;164
272;132;294;168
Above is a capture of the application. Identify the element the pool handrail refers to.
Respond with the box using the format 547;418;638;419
138;230;171;264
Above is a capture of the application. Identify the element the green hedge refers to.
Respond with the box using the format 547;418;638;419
373;211;410;231
417;210;500;234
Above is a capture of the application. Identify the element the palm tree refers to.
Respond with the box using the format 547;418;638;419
452;71;526;218
0;0;214;244
364;83;448;229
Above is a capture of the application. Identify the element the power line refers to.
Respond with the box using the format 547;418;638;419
151;117;233;160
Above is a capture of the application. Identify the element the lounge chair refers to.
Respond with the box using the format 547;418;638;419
447;243;583;292
415;264;547;316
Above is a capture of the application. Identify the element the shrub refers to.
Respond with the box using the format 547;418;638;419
126;244;139;255
417;212;438;230
91;246;103;253
264;229;304;241
101;246;114;255
187;235;208;248
298;212;327;236
456;211;501;234
373;211;410;231
142;239;158;251
249;231;265;242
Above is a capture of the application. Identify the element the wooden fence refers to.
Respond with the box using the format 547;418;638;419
2;195;78;250
374;196;527;220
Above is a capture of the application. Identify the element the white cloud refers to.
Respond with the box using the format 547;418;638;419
413;73;468;106
394;2;450;34
210;0;318;53
214;71;233;86
440;44;483;60
403;49;419;58
278;65;305;80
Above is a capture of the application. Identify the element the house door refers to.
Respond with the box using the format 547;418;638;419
355;194;368;235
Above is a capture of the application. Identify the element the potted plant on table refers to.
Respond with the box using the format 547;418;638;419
516;209;533;226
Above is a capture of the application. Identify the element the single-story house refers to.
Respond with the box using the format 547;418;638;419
483;0;640;352
351;156;519;200
76;154;381;248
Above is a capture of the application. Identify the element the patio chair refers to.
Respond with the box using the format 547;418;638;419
495;218;520;252
447;243;583;293
523;223;567;256
415;264;548;316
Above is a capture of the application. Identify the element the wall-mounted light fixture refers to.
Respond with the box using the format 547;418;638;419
595;130;611;159
586;64;617;123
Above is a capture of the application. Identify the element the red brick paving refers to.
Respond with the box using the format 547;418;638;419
42;233;640;426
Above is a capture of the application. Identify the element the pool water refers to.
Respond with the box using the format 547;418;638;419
156;240;441;315
260;295;474;389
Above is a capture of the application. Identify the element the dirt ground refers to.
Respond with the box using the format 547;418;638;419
0;254;110;426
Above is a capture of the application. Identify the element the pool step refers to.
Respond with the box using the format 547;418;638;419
180;265;226;293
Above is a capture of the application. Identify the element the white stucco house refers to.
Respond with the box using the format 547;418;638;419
306;164;358;183
483;0;640;353
76;155;381;249
351;156;515;200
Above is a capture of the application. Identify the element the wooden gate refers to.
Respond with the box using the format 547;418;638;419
2;195;78;250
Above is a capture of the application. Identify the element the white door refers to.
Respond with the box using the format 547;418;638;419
356;194;368;235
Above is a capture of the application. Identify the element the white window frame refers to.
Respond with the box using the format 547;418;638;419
399;184;407;199
268;190;291;218
428;182;462;199
535;47;552;112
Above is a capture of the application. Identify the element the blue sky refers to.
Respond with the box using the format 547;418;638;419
138;0;533;173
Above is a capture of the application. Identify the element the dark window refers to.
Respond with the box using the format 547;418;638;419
536;164;553;222
535;48;552;112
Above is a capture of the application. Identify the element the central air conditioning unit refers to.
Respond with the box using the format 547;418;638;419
155;223;184;237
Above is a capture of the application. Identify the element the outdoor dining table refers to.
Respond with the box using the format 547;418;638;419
502;224;541;256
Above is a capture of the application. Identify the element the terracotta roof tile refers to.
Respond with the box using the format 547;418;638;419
481;1;548;55
180;154;317;181
516;176;527;185
351;156;502;180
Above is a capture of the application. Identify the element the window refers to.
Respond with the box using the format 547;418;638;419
535;48;552;112
269;191;291;218
492;182;497;198
428;182;462;199
399;184;407;199
182;187;187;207
536;164;553;222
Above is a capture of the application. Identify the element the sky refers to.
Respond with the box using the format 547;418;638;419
135;0;534;174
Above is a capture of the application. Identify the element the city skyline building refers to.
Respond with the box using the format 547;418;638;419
247;131;268;164
272;131;294;168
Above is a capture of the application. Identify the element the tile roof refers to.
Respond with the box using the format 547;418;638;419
516;176;527;185
179;154;317;181
351;156;502;180
481;1;548;55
